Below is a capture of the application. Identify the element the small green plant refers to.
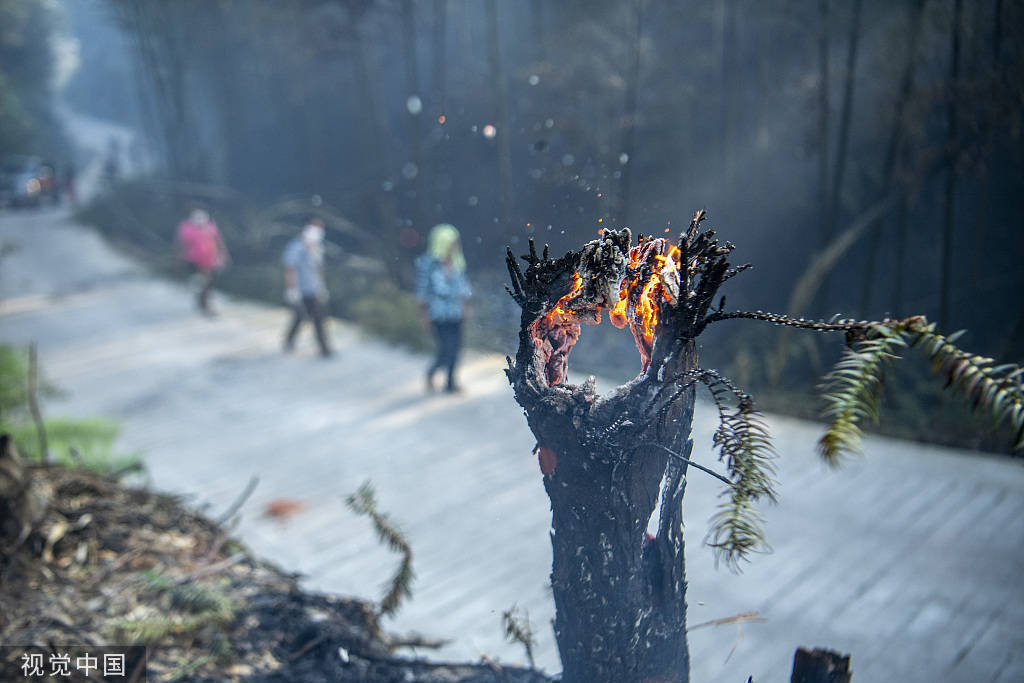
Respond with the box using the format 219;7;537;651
0;344;140;476
502;604;536;669
345;481;415;617
111;570;235;662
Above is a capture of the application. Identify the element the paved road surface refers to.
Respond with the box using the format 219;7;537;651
2;208;1023;681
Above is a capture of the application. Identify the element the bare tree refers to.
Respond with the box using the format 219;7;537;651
485;0;513;224
401;0;425;226
826;0;863;243
614;0;645;227
818;0;831;247
939;0;964;331
859;0;926;317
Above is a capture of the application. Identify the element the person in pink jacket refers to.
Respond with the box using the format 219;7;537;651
177;208;229;314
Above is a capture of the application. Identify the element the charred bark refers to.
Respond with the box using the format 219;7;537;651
504;213;747;682
790;647;852;683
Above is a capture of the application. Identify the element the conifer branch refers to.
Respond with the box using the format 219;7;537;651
818;323;907;466
346;481;415;617
818;316;1024;462
697;371;778;571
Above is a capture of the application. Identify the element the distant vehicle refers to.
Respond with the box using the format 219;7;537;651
0;156;59;208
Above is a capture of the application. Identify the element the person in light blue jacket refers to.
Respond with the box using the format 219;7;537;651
282;218;333;357
415;224;471;392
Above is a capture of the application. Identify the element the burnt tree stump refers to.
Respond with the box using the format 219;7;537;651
504;212;768;682
790;647;853;683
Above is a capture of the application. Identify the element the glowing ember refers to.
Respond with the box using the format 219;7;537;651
529;273;587;386
527;236;689;384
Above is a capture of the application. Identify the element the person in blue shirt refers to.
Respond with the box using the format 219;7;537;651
282;218;334;357
415;224;472;392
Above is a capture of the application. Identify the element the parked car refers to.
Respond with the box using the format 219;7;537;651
0;156;59;208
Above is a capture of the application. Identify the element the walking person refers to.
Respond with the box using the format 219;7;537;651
176;207;229;315
415;224;471;393
282;218;334;357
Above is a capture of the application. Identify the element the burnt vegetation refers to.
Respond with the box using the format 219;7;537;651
503;210;1023;682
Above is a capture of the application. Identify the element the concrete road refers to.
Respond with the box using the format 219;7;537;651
1;208;1022;681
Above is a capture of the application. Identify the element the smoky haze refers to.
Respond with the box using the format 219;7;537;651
45;0;1024;448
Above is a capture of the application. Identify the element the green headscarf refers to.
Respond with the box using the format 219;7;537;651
428;223;466;273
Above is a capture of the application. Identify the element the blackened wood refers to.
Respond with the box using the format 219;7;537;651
790;647;852;683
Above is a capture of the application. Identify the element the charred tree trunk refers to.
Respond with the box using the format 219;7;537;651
504;213;764;682
790;647;852;683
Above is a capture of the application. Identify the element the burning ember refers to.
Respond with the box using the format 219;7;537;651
529;235;687;385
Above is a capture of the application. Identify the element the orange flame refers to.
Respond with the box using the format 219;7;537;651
547;272;585;327
530;237;686;382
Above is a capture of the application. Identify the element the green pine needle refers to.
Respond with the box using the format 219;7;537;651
818;317;1024;462
818;323;907;466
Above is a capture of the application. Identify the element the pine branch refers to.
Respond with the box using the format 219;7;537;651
697;372;778;571
703;309;872;334
818;316;1024;462
909;325;1024;452
346;481;415;617
818;323;907;466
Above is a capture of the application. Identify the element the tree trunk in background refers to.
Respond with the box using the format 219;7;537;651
972;0;1005;289
859;0;925;318
156;1;198;180
994;0;1003;62
121;1;181;178
819;0;862;311
485;0;512;225
826;0;863;242
892;195;909;317
818;0;831;249
531;0;547;63
616;0;645;227
401;0;425;227
939;0;963;332
431;0;448;118
720;0;737;189
431;0;450;219
352;30;400;268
